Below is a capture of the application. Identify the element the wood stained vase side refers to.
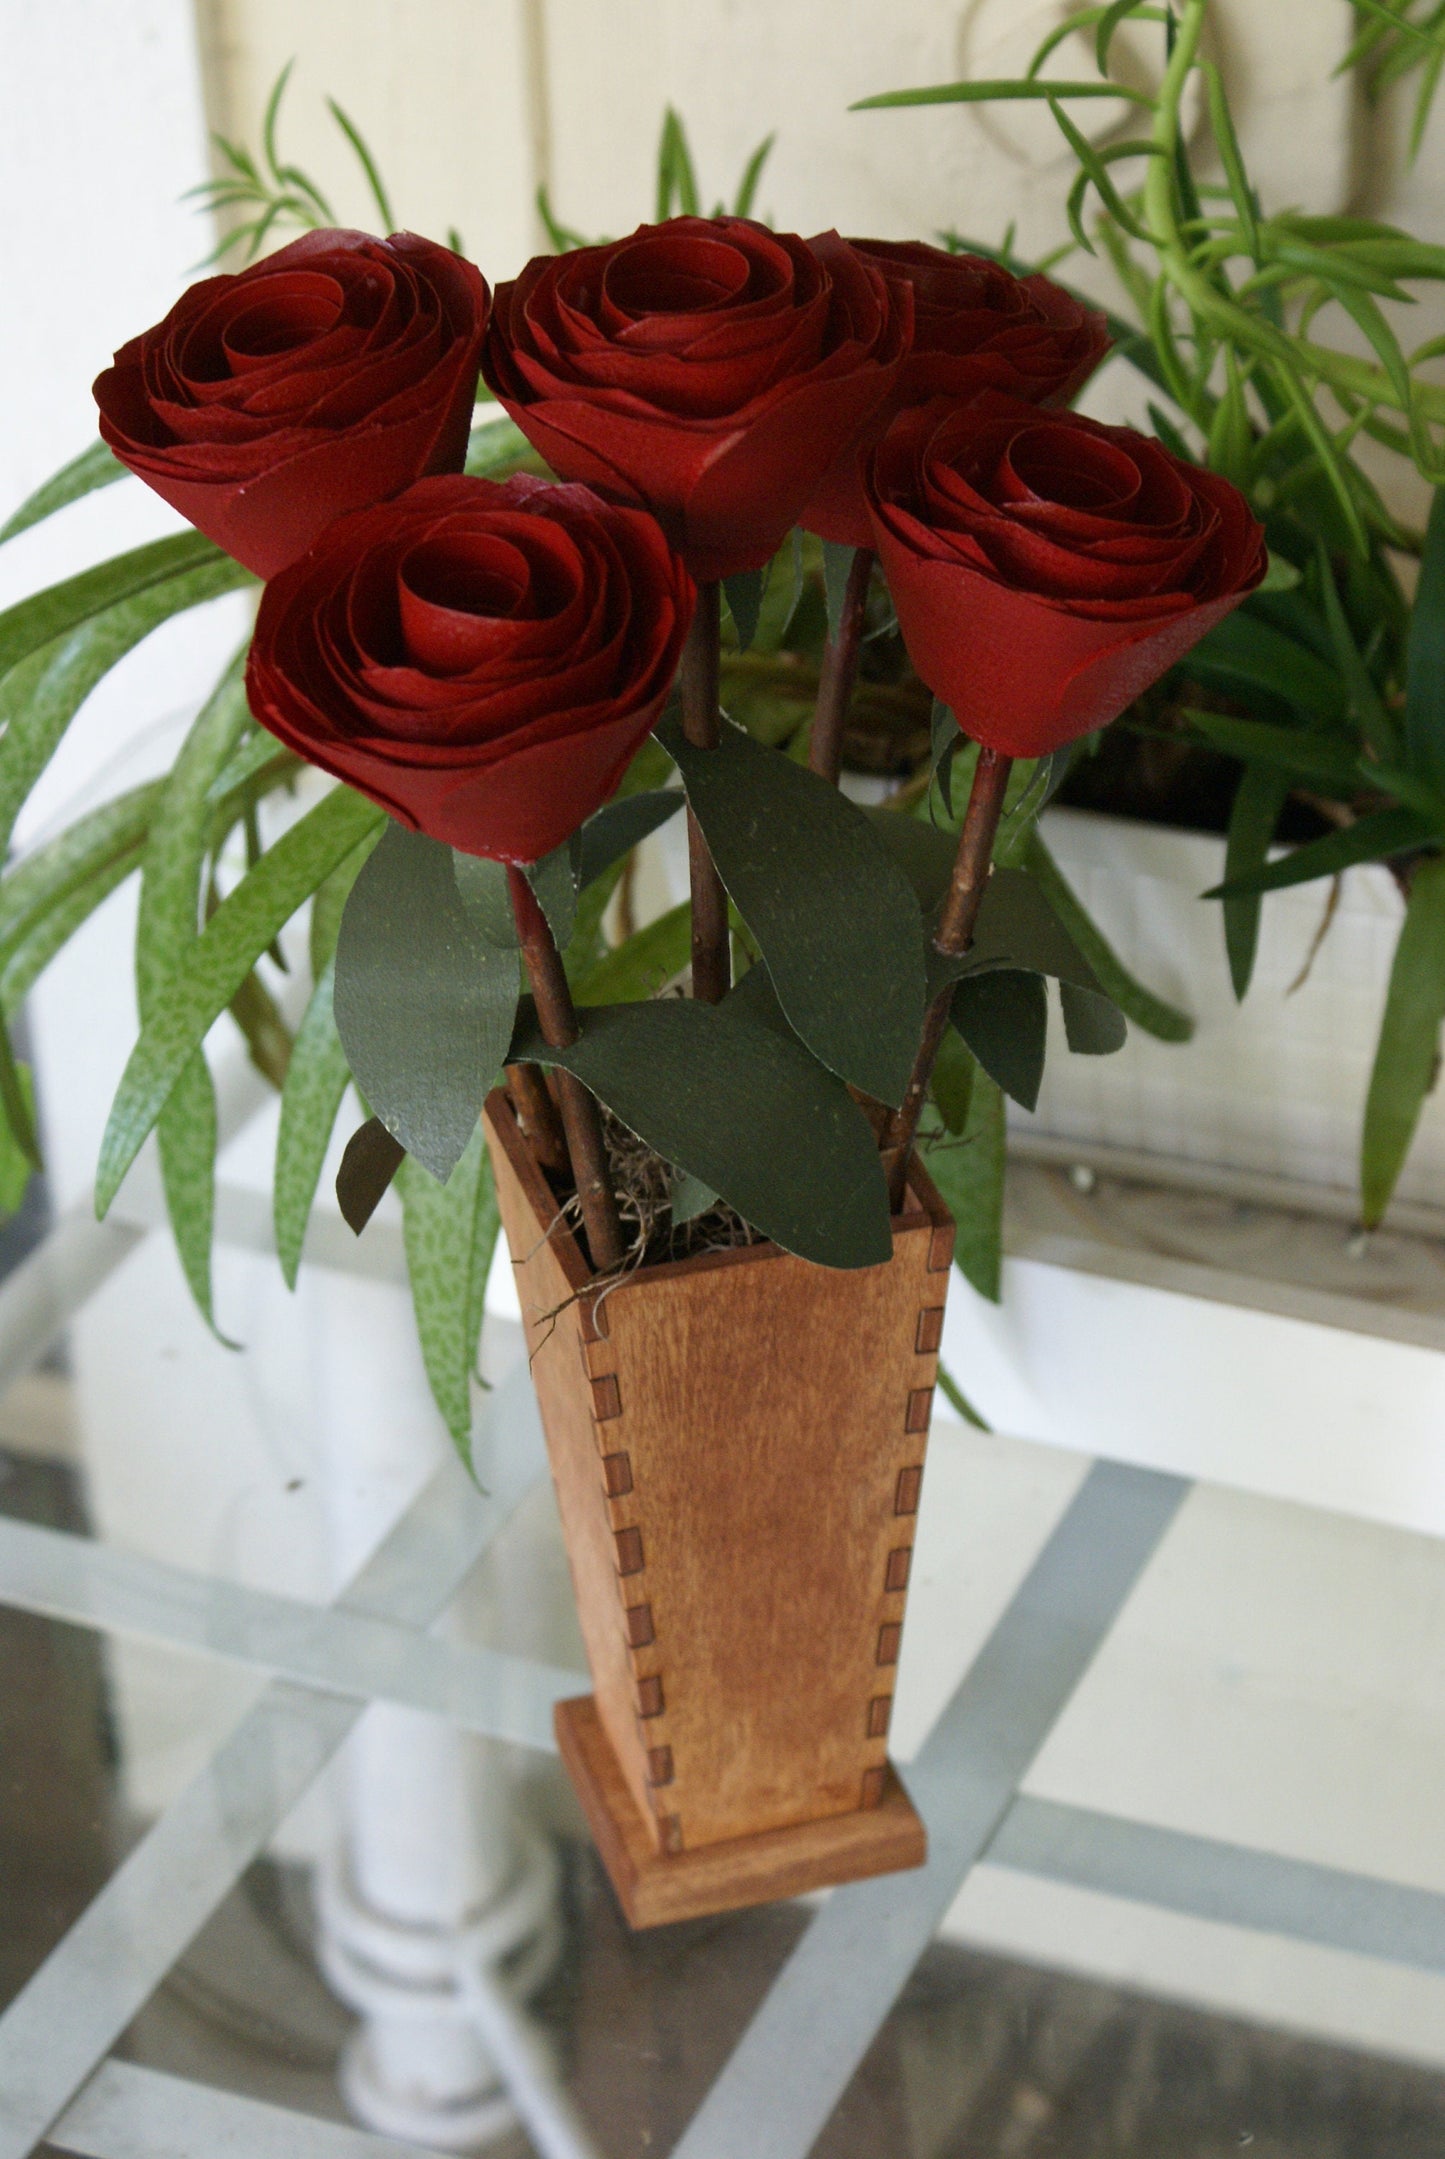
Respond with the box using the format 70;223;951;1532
483;1091;953;1927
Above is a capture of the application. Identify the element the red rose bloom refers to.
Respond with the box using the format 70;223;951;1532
868;395;1266;758
803;243;1110;548
246;474;693;863
95;230;488;579
482;217;910;583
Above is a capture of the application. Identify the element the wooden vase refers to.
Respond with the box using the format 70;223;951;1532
484;1090;954;1928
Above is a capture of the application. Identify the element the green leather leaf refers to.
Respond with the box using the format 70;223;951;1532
917;1084;1005;1303
662;713;925;1104
576;790;684;888
334;822;519;1183
525;831;581;947
951;970;1047;1112
1060;980;1127;1055
508;987;892;1269
723;568;765;651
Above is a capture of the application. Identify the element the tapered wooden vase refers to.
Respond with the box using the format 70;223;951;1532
484;1090;954;1928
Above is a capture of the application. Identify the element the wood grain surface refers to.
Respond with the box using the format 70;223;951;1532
486;1092;952;1870
555;1694;925;1928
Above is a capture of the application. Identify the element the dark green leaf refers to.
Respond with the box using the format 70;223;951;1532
1182;708;1361;789
671;1168;719;1224
334;823;519;1182
1316;545;1398;762
1223;764;1292;995
0;531;240;688
1186;608;1348;720
723;569;765;652
1207;807;1433;899
337;1117;406;1234
1023;832;1193;1041
1060;979;1127;1054
951;971;1048;1112
0;442;125;545
1406;486;1445;796
663;714;925;1103
576;790;684;889
931;699;961;815
97;787;384;1215
525;834;580;948
508;986;892;1269
1361;854;1445;1225
452;851;517;951
274;960;352;1287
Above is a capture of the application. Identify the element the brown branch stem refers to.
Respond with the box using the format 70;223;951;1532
508;865;627;1273
680;581;730;1003
809;546;874;787
880;746;1015;1210
503;1062;567;1174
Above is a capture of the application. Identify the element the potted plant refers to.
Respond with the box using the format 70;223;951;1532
856;0;1445;1232
0;85;1264;1927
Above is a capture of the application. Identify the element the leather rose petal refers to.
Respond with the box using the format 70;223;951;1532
483;217;910;582
867;393;1266;757
246;474;694;863
803;240;1111;549
95;231;489;578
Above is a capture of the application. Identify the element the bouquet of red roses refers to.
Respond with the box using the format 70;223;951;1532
85;213;1261;1307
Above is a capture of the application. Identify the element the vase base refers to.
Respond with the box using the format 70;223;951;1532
555;1695;927;1929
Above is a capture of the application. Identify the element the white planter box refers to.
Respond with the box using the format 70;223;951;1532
1027;806;1445;1220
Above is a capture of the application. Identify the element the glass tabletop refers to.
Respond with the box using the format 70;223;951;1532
3;1184;1445;2159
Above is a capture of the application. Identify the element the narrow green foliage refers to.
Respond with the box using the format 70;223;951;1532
936;1360;992;1431
657;107;701;218
275;959;352;1288
0;531;240;698
1222;765;1292;997
1406;488;1445;795
325;98;396;229
136;653;252;1330
0;442;125;545
732;132;776;217
1023;834;1193;1041
852;78;1155;110
98;786;384;1215
397;1126;498;1454
1361;853;1445;1224
0;1060;38;1216
574;901;691;1005
0;1015;41;1175
0;551;250;864
1207;806;1434;899
918;1080;1007;1304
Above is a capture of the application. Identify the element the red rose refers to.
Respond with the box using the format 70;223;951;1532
868;394;1266;757
803;243;1110;548
95;230;488;579
481;217;910;583
245;474;693;863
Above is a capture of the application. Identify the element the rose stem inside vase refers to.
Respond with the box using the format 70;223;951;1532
503;1060;568;1174
679;580;730;1003
880;745;1014;1209
507;865;628;1273
809;546;874;787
